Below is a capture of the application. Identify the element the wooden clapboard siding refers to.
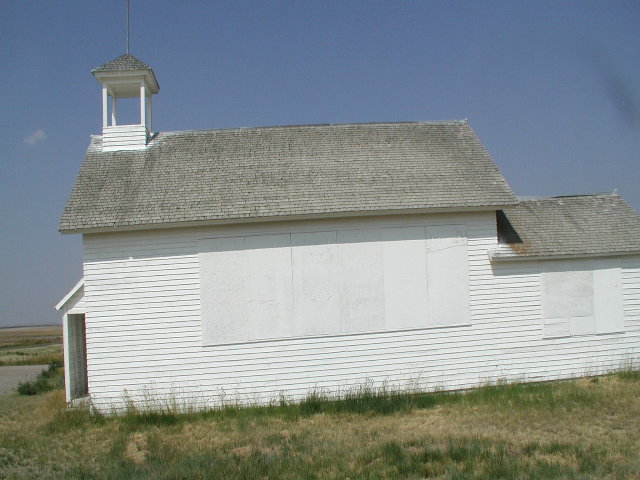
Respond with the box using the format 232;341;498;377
102;125;148;151
81;212;640;411
623;255;640;330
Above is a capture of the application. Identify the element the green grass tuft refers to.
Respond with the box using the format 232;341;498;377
16;360;64;395
616;367;640;381
106;374;619;424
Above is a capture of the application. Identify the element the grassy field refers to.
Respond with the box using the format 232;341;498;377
0;369;639;479
0;326;63;366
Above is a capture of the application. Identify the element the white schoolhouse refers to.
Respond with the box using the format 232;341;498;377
57;54;640;411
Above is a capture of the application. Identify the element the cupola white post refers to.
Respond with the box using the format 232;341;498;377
91;54;159;152
139;81;146;128
147;93;152;133
102;87;108;129
111;97;117;126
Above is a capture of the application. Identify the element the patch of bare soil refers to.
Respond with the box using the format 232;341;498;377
0;365;48;395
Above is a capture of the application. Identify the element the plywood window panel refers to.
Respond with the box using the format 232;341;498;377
200;236;248;345
337;228;386;333
592;259;624;334
200;224;471;345
425;225;470;327
380;227;429;330
291;231;341;336
244;234;294;341
541;258;624;339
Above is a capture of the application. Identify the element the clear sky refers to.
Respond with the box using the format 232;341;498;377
0;1;638;327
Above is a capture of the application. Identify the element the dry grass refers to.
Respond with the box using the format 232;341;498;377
0;326;62;345
0;373;639;479
0;326;63;366
0;344;62;367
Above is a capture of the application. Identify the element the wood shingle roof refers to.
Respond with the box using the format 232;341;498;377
59;121;516;232
92;53;153;73
493;193;640;260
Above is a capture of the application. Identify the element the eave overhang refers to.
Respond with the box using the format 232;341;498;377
60;204;513;235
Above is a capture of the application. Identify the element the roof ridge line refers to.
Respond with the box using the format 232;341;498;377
157;120;469;136
517;191;618;202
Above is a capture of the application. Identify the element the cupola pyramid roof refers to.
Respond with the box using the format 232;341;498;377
92;53;153;73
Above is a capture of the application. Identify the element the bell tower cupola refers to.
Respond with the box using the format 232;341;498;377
92;54;159;152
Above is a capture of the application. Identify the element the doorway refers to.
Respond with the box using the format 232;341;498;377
67;314;88;399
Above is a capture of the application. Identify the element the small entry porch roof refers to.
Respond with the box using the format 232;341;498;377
55;278;85;315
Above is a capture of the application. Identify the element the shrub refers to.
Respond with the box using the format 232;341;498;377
17;360;64;395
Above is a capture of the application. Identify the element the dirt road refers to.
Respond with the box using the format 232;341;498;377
0;365;48;395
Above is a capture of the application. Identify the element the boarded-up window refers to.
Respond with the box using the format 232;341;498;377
541;258;624;338
199;224;470;345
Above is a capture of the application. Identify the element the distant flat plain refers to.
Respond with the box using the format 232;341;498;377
0;325;62;346
0;325;62;366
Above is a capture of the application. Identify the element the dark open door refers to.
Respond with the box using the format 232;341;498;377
68;314;88;399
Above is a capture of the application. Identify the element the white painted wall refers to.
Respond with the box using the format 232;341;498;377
102;125;148;151
79;212;640;412
622;255;640;331
57;281;85;316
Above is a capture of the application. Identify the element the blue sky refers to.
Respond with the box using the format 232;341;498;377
1;1;638;327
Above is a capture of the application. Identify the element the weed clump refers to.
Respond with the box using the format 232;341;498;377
616;367;640;382
16;360;63;395
296;386;443;416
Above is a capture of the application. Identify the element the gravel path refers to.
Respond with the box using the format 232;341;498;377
0;365;48;395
